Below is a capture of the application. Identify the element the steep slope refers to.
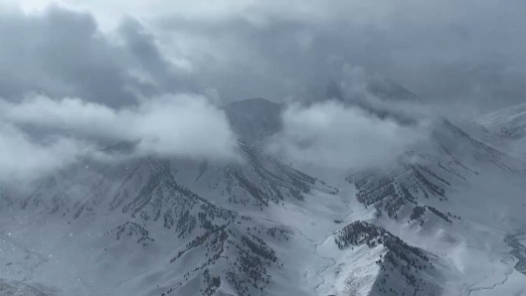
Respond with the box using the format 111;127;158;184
480;103;526;139
366;75;421;103
0;142;343;296
350;119;524;222
476;103;526;159
341;118;526;295
333;221;441;296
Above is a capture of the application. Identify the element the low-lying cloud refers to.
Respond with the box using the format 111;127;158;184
267;100;430;172
0;94;238;182
0;123;95;183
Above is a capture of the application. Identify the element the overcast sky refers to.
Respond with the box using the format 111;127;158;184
0;0;525;181
0;0;525;108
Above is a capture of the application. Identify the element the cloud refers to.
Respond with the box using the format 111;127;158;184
0;123;94;183
0;94;238;182
149;0;526;109
3;1;526;110
0;5;197;107
0;0;523;180
0;5;239;184
267;100;430;171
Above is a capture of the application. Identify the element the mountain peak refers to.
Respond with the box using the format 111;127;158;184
367;75;420;102
224;97;281;109
224;98;284;145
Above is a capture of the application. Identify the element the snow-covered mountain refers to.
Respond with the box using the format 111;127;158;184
222;77;423;148
0;142;343;296
1;95;526;296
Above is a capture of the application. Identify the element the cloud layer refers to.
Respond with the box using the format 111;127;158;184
2;1;526;110
0;5;198;107
0;94;238;182
268;101;430;172
0;1;523;181
0;123;93;182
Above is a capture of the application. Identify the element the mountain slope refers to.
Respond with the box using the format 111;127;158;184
2;99;526;296
341;118;526;295
0;141;345;296
480;103;526;139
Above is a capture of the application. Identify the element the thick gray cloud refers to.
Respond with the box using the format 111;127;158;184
0;6;128;105
0;5;196;107
151;0;526;109
0;4;242;183
0;0;524;181
267;100;429;171
266;71;434;172
3;1;526;109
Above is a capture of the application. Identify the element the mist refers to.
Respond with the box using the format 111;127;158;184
0;94;238;182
